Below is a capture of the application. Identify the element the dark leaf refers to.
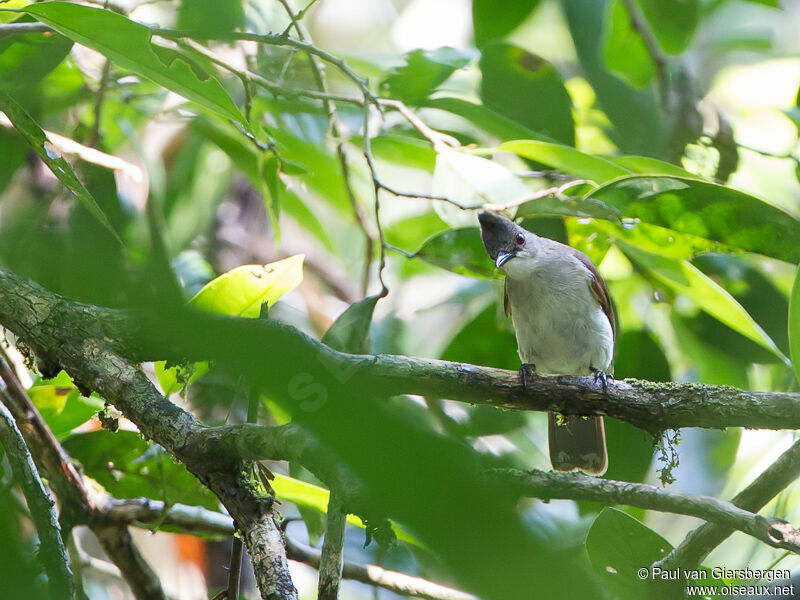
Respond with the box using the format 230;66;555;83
479;42;575;145
473;0;541;47
589;176;800;263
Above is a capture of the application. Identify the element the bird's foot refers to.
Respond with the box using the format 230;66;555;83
519;363;537;391
590;367;614;394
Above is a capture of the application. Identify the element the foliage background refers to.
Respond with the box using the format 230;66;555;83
1;0;800;598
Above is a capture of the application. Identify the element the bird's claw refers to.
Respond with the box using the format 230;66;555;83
519;363;537;391
591;368;613;394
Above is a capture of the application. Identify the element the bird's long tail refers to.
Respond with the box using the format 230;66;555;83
548;413;607;475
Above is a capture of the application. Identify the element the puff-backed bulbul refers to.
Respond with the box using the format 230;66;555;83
478;210;614;475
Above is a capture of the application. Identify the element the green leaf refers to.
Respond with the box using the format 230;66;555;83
480;42;574;145
610;155;699;178
415;228;494;279
603;0;655;88
637;0;699;55
617;240;786;360
22;2;243;123
473;0;541;47
421;96;549;142
0;30;72;91
155;361;210;396
497;139;630;183
64;430;219;511
593;221;736;259
790;264;800;385
588;176;800;263
177;0;244;38
322;295;381;354
381;47;472;105
586;507;679;600
28;378;104;438
0;91;120;242
190;255;304;318
0;0;30;24
562;0;665;156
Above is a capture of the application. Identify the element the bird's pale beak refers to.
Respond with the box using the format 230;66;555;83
496;251;515;268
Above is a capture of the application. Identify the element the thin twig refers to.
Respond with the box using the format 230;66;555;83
227;537;244;600
154;28;379;109
88;59;112;147
285;536;479;600
0;396;75;599
93;524;166;600
275;0;377;297
0;22;51;38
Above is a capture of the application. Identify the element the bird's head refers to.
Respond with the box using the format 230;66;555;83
478;210;537;272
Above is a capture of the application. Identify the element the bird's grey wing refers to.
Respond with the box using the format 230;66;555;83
571;248;616;342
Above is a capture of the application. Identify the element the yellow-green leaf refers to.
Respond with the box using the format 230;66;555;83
618;240;786;361
189;255;304;318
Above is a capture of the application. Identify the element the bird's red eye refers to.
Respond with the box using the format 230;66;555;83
515;233;525;245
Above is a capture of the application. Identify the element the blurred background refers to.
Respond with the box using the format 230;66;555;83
1;0;800;598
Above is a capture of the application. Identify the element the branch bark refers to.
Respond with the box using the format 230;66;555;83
0;270;298;600
0;267;797;435
0;396;74;599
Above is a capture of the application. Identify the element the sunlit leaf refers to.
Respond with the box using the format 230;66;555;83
432;148;532;226
588;176;800;263
0;91;120;242
617;240;786;360
29;374;104;438
155;361;210;397
480;42;574;145
272;474;420;546
22;2;243;123
190;255;304;318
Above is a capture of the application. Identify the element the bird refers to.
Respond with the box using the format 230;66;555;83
478;210;615;475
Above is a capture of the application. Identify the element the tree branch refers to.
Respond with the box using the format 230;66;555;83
0;271;298;599
500;469;800;555
92;524;166;600
655;438;800;570
0;397;74;599
317;493;345;600
0;267;797;435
